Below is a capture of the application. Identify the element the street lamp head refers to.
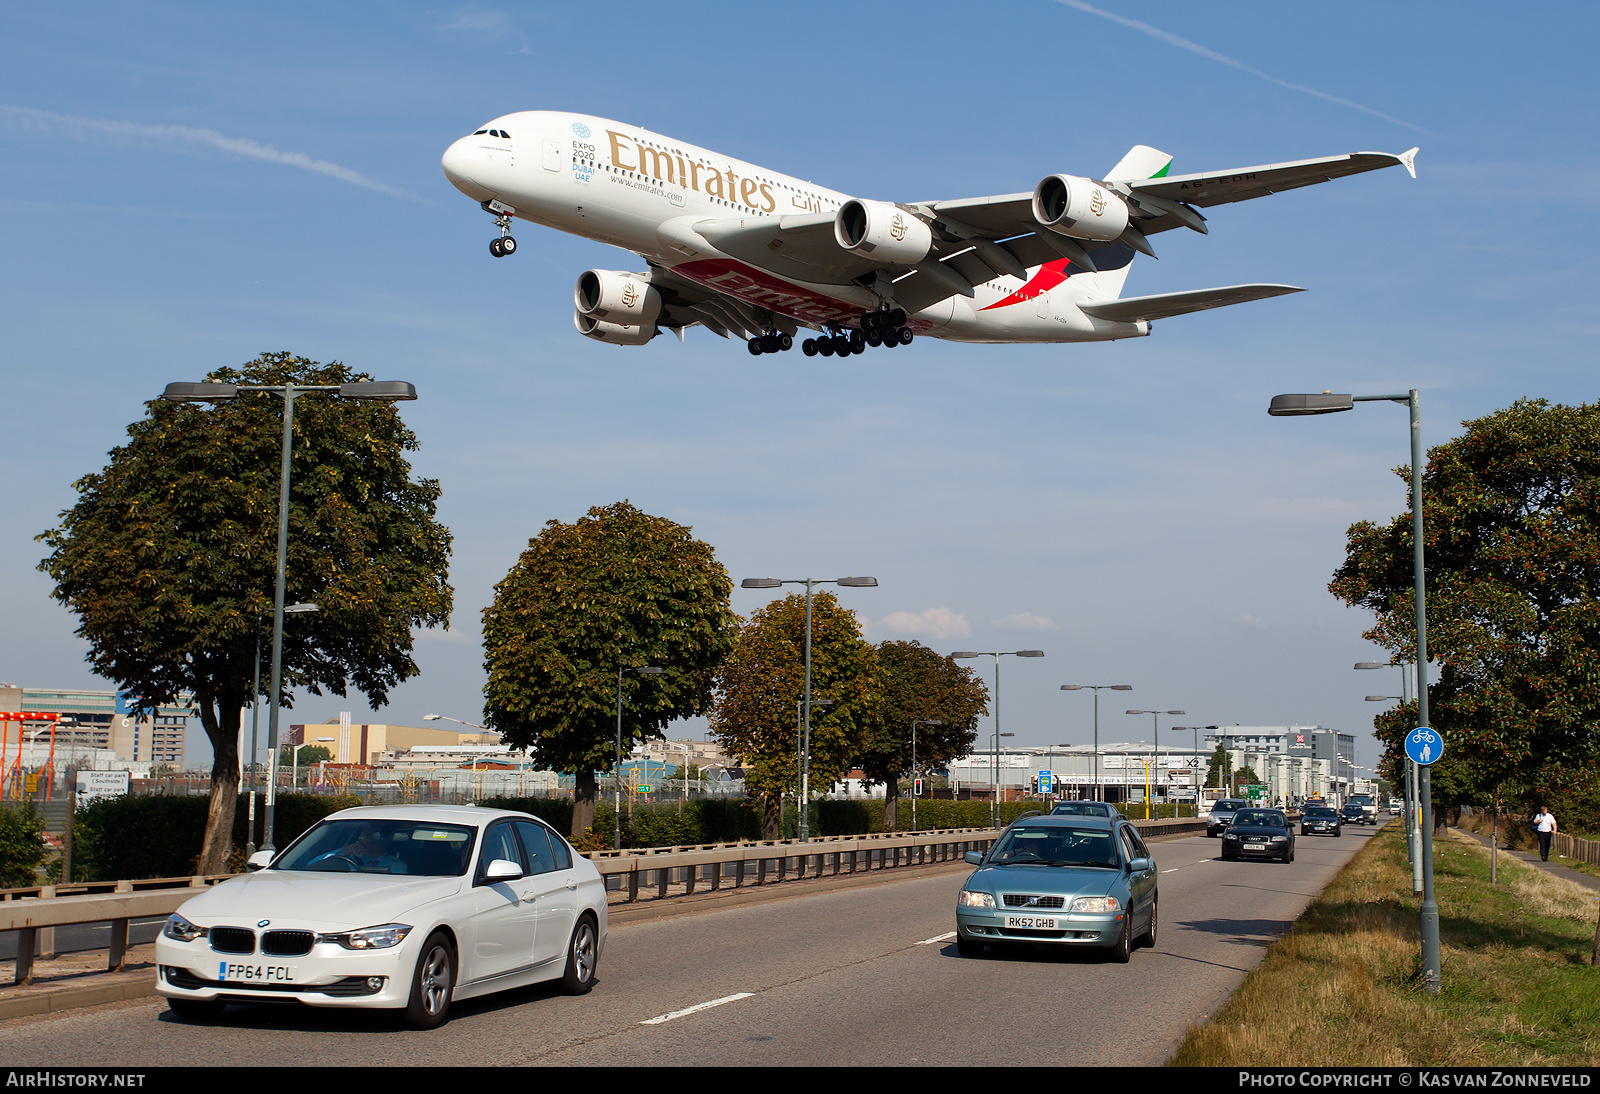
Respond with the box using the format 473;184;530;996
1268;392;1355;416
836;576;878;587
423;714;440;721
162;382;239;403
949;651;979;659
1014;650;1044;657
1126;709;1145;715
812;699;835;707
1353;661;1390;670
629;667;666;675
338;381;417;402
1059;684;1082;691
1366;695;1400;702
284;603;319;614
741;577;782;589
1111;685;1133;691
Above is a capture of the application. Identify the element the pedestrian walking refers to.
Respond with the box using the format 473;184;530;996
1534;805;1558;861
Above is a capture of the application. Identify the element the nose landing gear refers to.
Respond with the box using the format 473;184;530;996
486;207;517;258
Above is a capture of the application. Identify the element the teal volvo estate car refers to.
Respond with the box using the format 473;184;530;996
955;815;1158;962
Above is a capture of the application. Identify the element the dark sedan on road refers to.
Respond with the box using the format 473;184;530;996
1340;802;1366;827
1300;806;1342;837
1220;808;1296;863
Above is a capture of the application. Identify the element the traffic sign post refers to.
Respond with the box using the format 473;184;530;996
1039;770;1053;794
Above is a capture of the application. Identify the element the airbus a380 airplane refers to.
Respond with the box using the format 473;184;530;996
440;112;1417;356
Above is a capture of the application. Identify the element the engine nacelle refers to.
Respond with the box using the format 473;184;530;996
1031;175;1129;242
834;199;932;265
574;269;663;327
574;310;658;346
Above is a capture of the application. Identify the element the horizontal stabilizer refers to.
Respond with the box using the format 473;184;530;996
1079;284;1304;323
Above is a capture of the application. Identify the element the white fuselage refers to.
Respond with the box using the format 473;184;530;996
441;111;1147;344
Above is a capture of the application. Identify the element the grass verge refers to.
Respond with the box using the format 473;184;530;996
1167;825;1600;1066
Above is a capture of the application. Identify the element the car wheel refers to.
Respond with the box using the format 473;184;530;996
1284;847;1295;863
956;937;984;957
1109;916;1132;963
1138;899;1157;949
166;997;224;1022
561;915;599;995
404;932;455;1030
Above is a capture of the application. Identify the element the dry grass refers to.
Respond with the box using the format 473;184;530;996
1167;826;1600;1067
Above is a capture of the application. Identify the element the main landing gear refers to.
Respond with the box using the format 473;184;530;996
488;211;517;258
800;308;913;356
747;332;794;355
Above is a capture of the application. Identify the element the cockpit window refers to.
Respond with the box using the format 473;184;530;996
474;130;487;135
473;129;512;139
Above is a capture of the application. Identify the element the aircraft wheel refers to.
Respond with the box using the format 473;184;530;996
747;338;763;355
882;330;898;348
760;334;781;353
778;333;793;351
888;307;907;328
831;336;851;355
897;327;914;346
817;339;835;357
802;339;817;356
489;238;504;257
499;236;517;255
849;330;865;350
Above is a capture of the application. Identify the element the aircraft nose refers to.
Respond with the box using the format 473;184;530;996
441;137;494;201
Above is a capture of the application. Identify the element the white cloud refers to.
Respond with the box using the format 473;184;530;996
878;607;971;640
1240;614;1266;628
992;613;1060;633
0;105;418;200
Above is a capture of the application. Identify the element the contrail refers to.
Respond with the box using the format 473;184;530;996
0;104;419;199
1055;0;1425;133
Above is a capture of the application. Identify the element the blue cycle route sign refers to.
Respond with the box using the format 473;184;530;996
1039;770;1053;793
1404;726;1445;766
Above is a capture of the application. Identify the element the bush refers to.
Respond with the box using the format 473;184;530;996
71;793;361;881
0;805;47;888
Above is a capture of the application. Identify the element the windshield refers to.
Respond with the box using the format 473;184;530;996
1051;802;1110;817
1305;807;1338;817
1213;800;1245;812
273;819;478;876
989;825;1120;868
1232;810;1286;827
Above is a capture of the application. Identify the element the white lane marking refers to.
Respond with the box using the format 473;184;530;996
1162;868;1181;873
916;931;957;945
641;993;755;1025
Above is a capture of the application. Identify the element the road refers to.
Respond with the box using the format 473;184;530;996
0;823;1385;1066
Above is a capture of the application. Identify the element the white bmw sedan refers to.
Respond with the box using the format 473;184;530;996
155;805;608;1028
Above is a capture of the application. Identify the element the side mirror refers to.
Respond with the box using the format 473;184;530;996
485;858;524;881
964;851;985;865
246;850;273;872
1128;857;1152;873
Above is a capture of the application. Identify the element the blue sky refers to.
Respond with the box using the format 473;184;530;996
2;2;1595;775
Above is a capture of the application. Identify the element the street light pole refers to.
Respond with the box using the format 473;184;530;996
1125;710;1184;818
1358;659;1424;893
246;602;316;856
161;378;416;855
1060;685;1132;802
952;651;1044;826
741;576;878;842
1270;387;1440;993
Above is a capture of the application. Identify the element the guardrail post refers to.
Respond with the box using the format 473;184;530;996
736;858;746;888
38;885;55;958
14;927;36;985
777;855;787;883
757;857;767;886
657;865;669;900
628;864;639;903
685;864;697;896
109;918;130;971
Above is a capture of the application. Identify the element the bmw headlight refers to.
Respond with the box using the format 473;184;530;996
324;923;414;950
1070;896;1122;914
958;890;996;909
162;914;208;943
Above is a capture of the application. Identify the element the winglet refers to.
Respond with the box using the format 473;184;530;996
1399;147;1419;179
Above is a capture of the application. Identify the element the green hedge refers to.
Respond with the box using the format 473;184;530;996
0;805;47;888
69;793;360;881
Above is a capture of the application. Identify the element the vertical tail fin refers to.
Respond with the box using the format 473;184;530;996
1077;146;1172;299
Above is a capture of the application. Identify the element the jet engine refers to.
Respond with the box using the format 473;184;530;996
1031;175;1129;241
574;269;663;327
834;199;932;265
574;310;658;346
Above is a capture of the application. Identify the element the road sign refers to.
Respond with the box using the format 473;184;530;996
1404;726;1445;766
1039;770;1053;793
1245;784;1267;801
636;784;652;793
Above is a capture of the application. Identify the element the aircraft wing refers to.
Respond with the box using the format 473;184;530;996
1129;149;1418;208
1078;284;1304;323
